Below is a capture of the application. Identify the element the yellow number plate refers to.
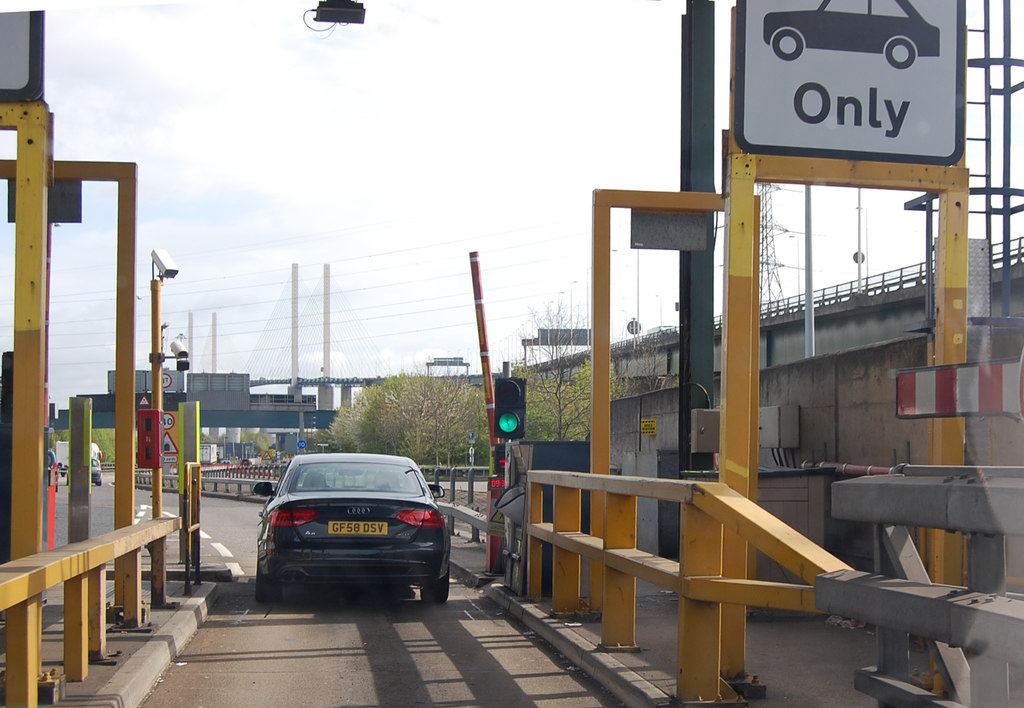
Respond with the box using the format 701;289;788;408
328;521;387;536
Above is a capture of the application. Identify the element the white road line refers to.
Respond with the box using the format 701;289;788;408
200;530;211;540
210;542;232;557
225;562;244;578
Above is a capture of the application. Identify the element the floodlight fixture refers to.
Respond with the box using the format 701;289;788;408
314;0;365;24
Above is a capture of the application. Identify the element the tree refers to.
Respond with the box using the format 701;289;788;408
517;298;626;441
335;374;487;466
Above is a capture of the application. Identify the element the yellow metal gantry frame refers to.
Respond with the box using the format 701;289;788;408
0;105;140;703
719;142;969;691
584;150;967;701
1;99;51;708
591;189;724;640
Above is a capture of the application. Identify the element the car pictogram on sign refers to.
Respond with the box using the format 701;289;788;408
764;0;940;70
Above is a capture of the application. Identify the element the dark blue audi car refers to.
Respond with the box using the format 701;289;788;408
254;453;450;603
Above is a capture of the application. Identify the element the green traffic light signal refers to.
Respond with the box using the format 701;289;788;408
497;411;520;434
493;377;526;439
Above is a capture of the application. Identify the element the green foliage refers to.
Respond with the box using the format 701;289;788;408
515;358;623;441
240;429;272;453
328;375;488;466
91;428;116;462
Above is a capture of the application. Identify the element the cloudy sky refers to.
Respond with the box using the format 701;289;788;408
0;0;996;408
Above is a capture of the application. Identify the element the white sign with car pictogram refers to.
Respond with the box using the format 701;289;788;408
735;0;965;164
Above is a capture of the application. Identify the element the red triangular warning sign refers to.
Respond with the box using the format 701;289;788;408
162;432;178;455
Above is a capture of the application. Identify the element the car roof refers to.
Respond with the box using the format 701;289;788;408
287;453;419;468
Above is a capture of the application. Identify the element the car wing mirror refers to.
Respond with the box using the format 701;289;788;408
428;483;445;499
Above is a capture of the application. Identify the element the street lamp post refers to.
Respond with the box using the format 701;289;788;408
149;249;179;607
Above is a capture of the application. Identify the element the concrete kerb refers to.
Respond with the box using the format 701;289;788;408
484;583;677;708
99;582;219;708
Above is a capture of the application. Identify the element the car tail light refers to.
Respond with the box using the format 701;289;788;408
270;507;319;527
396;508;444;529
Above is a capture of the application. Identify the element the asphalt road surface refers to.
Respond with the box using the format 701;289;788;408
139;578;623;708
49;480;622;707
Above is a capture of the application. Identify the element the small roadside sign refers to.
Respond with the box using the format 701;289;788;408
162;432;178;455
297;440;307;450
640;418;658;436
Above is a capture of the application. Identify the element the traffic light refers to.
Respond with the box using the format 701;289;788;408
492;377;526;440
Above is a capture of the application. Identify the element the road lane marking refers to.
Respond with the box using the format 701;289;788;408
210;542;232;557
226;562;244;577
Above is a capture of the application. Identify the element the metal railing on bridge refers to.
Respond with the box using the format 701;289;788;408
703;234;1024;329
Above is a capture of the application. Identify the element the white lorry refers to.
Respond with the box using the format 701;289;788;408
199;443;220;464
54;440;101;473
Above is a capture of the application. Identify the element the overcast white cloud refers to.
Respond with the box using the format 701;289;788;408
0;1;979;409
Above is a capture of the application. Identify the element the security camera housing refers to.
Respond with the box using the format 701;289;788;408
169;338;189;371
152;249;179;279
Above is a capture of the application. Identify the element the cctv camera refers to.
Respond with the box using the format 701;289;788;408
169;339;188;358
152;249;179;279
170;338;190;371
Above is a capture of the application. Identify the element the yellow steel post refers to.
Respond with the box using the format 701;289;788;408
64;575;89;681
590;190;613;612
602;491;637;649
678;502;724;701
87;564;107;662
113;164;139;620
552;484;582;614
932;190;968;463
719;152;760;681
150;276;167;606
927;190;969;587
2;100;51;708
527;480;544;601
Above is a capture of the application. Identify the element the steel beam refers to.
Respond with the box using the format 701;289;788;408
831;475;1024;536
816;570;1024;667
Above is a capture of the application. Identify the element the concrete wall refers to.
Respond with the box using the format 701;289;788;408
759;336;931;467
610;334;1024;570
610;387;679;554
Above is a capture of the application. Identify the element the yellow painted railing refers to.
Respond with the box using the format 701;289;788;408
526;470;850;703
0;517;180;703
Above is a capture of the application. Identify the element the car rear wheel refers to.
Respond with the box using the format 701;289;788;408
885;37;917;69
771;28;804;61
255;568;283;603
420;569;450;604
